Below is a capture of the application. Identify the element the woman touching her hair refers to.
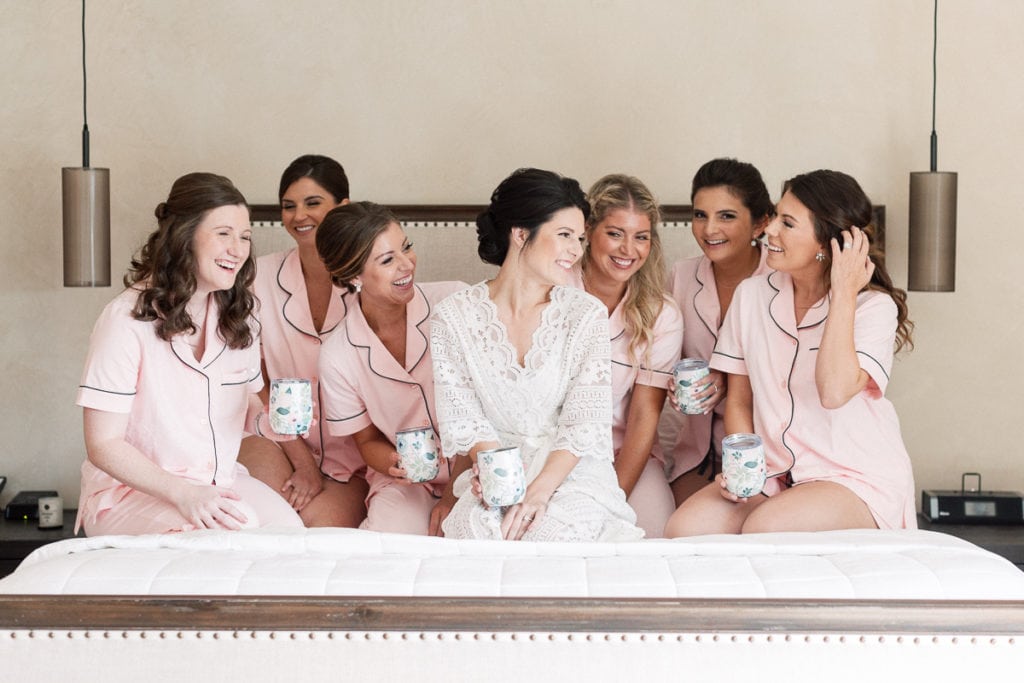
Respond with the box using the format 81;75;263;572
567;174;682;537
76;172;303;535
665;169;915;537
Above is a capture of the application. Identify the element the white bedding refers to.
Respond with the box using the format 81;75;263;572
1;527;1021;599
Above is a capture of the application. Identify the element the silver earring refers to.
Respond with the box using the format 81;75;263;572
353;282;362;294
815;252;825;262
750;238;759;247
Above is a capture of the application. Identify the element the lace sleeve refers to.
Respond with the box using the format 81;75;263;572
430;297;499;457
554;302;614;461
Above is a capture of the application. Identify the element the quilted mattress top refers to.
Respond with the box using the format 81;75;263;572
2;527;1022;600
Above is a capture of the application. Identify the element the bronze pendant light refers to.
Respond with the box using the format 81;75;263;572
62;0;110;287
908;0;957;292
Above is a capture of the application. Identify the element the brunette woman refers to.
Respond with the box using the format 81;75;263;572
665;170;915;536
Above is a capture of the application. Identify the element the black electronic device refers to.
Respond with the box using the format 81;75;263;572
0;475;6;497
922;473;1024;525
3;490;59;521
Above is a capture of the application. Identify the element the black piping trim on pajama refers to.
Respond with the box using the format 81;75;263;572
171;343;220;485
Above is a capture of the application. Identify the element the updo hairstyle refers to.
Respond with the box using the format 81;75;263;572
476;168;589;266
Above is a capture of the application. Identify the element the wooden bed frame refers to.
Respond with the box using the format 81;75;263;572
9;203;1019;680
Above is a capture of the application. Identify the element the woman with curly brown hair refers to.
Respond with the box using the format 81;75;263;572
665;169;915;537
75;172;302;536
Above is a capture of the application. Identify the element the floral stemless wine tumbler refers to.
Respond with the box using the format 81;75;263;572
477;446;526;507
269;378;313;435
721;433;767;498
673;358;710;415
395;427;440;483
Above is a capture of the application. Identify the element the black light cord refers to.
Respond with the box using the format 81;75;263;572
929;0;938;172
81;0;90;168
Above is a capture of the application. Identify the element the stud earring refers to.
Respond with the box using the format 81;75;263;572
815;252;825;262
750;238;759;247
352;281;362;294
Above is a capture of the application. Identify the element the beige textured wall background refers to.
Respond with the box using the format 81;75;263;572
1;0;1020;509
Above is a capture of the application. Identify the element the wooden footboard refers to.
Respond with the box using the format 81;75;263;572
2;595;1022;634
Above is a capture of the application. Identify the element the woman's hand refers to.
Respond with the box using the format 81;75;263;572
281;461;324;511
667;370;725;415
171;481;248;529
714;472;749;504
830;226;874;300
500;485;552;541
469;463;485;503
386;451;414;484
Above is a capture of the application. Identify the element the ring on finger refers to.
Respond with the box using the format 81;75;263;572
843;242;853;249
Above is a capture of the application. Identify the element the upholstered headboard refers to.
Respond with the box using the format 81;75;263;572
249;204;887;283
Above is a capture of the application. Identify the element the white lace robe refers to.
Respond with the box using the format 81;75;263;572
432;282;643;541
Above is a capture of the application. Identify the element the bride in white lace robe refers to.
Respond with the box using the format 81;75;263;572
433;280;643;542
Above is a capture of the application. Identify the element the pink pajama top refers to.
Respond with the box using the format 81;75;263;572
318;281;466;497
567;271;683;464
666;251;771;479
710;271;917;529
76;288;263;530
254;249;363;482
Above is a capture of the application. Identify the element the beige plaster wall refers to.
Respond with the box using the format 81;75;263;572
1;0;1020;509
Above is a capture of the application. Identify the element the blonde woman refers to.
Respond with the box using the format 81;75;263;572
568;174;682;537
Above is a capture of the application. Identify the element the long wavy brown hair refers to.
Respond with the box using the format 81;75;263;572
125;172;256;348
582;173;666;366
784;170;914;353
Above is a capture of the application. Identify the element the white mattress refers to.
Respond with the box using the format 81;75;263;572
2;527;1022;599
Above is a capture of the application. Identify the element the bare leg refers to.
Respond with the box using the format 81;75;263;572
299;476;368;528
670;469;715;508
741;480;876;533
237;435;292;491
664;476;767;537
237;435;368;528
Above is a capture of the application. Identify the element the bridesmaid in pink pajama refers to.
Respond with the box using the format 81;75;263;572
76;173;303;535
568;174;682;537
665;170;916;536
238;155;369;527
315;202;466;535
664;159;774;507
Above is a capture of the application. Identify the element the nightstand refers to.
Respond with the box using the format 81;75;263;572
0;509;81;578
917;514;1024;569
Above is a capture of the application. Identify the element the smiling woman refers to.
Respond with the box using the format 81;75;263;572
75;172;304;537
314;201;467;536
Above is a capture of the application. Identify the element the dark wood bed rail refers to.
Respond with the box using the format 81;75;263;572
1;595;1020;634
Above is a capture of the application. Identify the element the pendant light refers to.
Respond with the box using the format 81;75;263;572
62;0;110;287
908;0;957;292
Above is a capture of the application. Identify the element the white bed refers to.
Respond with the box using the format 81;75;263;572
5;205;1017;680
2;527;1023;681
